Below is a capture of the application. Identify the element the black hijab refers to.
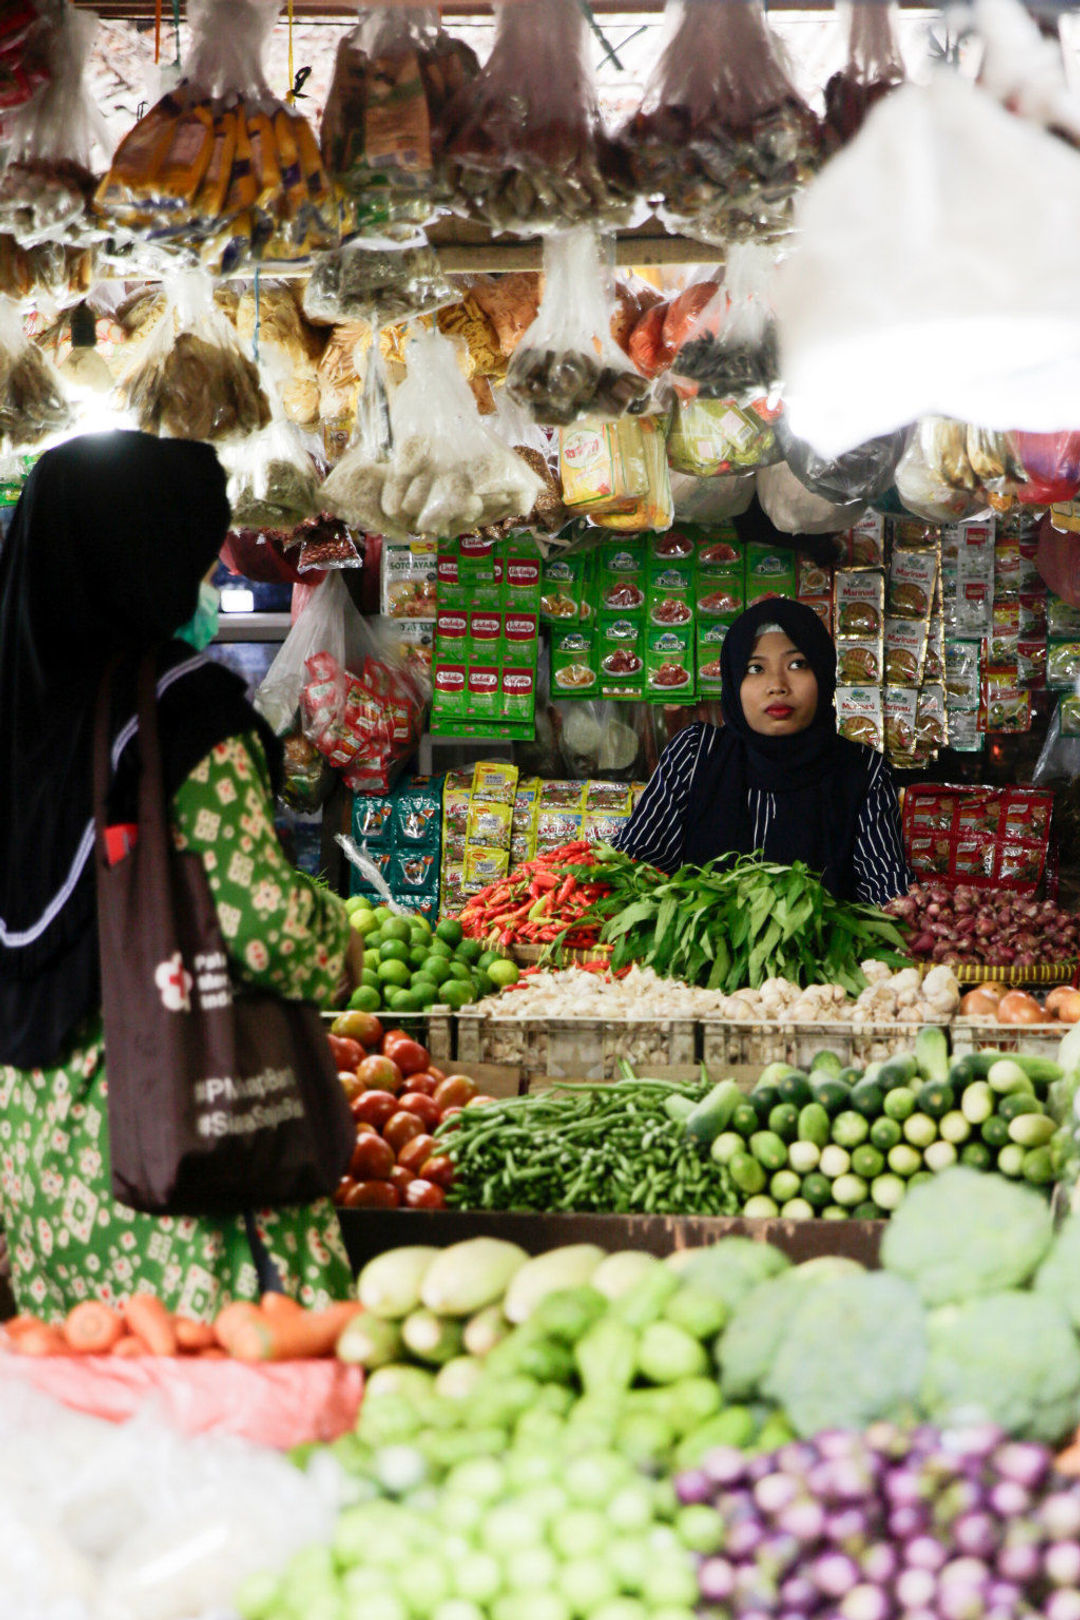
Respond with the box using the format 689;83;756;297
0;431;281;1069
683;597;874;898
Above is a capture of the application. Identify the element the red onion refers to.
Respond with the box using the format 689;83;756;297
994;1442;1051;1490
1044;1540;1080;1587
895;1565;938;1607
698;1556;736;1603
1046;1592;1080;1620
810;1550;860;1597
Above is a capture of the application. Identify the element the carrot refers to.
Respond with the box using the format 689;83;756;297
175;1317;217;1353
260;1291;304;1319
122;1295;178;1356
226;1300;362;1363
111;1334;150;1357
2;1314;47;1339
63;1300;124;1354
15;1325;67;1356
213;1300;265;1355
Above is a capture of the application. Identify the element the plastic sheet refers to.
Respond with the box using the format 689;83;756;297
777;415;911;504
756;459;866;534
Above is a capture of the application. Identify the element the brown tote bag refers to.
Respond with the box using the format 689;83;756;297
93;654;354;1216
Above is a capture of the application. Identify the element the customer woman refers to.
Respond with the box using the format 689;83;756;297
0;431;359;1321
614;597;912;905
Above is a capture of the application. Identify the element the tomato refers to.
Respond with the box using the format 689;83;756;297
332;1011;384;1048
349;1132;395;1180
334;1175;355;1205
343;1180;400;1209
339;1070;366;1103
438;1107;464;1130
466;1095;498;1108
433;1075;477;1111
397;1092;442;1129
403;1073;438;1097
389;1165;415;1195
383;1110;426;1153
328;1033;365;1071
404;1179;446;1210
426;1066;447;1084
381;1032;430;1077
396;1133;437;1172
357;1055;404;1094
351;1090;399;1130
420;1155;454;1190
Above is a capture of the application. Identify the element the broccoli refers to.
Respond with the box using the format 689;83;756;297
880;1167;1054;1306
764;1273;927;1438
1035;1213;1080;1333
666;1236;790;1312
719;1257;865;1402
921;1291;1080;1443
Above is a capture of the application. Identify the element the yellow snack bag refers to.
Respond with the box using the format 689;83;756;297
156;101;216;205
466;800;512;853
463;845;510;892
248;107;281;207
95;97;183;214
591;416;674;532
471;761;518;806
293;112;333;210
193;108;238;222
273;107;307;219
222;108;257;217
559;416;650;514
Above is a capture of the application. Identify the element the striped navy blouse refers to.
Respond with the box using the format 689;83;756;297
612;723;913;906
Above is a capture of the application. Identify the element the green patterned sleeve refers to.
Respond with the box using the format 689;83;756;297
170;732;349;1005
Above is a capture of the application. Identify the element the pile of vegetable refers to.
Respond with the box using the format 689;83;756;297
457;842;612;951
344;903;519;1016
887;883;1080;970
959;981;1080;1025
701;1030;1065;1219
565;849;909;993
679;1423;1080;1620
1;1293;360;1362
435;1074;739;1216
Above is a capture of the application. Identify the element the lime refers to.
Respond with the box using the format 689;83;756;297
361;968;381;991
384;987;408;1009
423;956;454;986
448;961;473;983
473;971;495;999
428;938;453;960
442;980;474;1010
348;984;381;1013
478;950;502;972
456;938;483;965
378;940;409;965
410;914;432;937
488;959;521;989
377;959;411;988
345;895;368;914
394;989;423;1013
382;917;413;944
373;906;393;924
352;910;381;938
365;930;384;952
410;979;438;1008
408;944;430;970
436;919;464;948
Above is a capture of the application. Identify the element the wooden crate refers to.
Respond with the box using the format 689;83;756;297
699;1019;936;1075
455;1011;697;1080
322;1009;453;1064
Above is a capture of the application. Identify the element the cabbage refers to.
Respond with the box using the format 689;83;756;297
880;1166;1054;1305
922;1291;1080;1443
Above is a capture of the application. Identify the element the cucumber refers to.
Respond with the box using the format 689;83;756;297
832;1109;870;1149
908;1171;933;1189
685;1079;742;1144
998;1093;1044;1123
876;1054;918;1090
729;1152;767;1196
960;1142;993;1171
853;1201;880;1221
923;1140;958;1174
755;1062;798;1092
981;1115;1010;1149
836;1066;863;1089
750;1131;789;1172
870;1117;902;1154
798;1102;831;1150
887;1143;922;1178
870;1173;907;1212
821;1205;849;1220
917;1080;955;1120
731;1102;760;1139
788;1140;821;1175
883;1086;917;1123
767;1103;800;1143
948;1054;983;1089
800;1172;832;1208
832;1173;869;1208
710;1131;743;1167
777;1071;813;1108
975;1051;1062;1086
987;1060;1036;1097
939;1110;971;1146
849;1080;885;1120
862;1061;884;1084
770;1169;802;1204
915;1025;950;1084
742;1195;780;1219
851;1144;885;1181
960;1081;994;1125
1007;1113;1056;1149
751;1087;779;1124
780;1198;815;1220
903;1112;938;1150
820;1144;851;1180
1022;1146;1055;1185
810;1078;851;1118
810;1049;844;1077
997;1143;1026;1178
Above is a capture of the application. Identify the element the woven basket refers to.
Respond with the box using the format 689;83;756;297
512;942;613;969
954;960;1078;987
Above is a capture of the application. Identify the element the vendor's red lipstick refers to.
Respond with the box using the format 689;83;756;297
765;704;794;718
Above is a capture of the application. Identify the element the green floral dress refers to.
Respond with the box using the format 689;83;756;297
0;732;354;1324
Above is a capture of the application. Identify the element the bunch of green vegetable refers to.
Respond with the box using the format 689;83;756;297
436;1075;740;1216
698;1027;1065;1219
557;847;908;992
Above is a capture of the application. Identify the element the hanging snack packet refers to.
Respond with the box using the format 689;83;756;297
119;271;271;441
319;334;394;534
321;6;478;231
823;0;906;149
434;0;631;235
895;420;991;525
507;226;651;426
0;298;71;448
224;409;323;530
302;239;455;327
615;0;823;246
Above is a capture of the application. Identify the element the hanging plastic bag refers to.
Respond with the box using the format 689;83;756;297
776;416;911;504
255;571;353;735
323;329;542;540
506;227;652;426
776;67;1080;456
823;0;906;149
894;419;991;524
302;239;455;327
318;333;394;532
615;0;823;246
589;416;674;533
95;0;336;275
466;389;566;539
671;246;781;403
119;271;270;442
223;417;323;531
321;6;478;233
756;459;866;534
0;298;71;449
669;467;756;521
435;0;631;235
1012;431;1080;505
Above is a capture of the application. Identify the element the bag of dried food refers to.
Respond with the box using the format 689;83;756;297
321;5;478;233
1013;431;1080;505
615;0;823;246
323;328;543;540
302;238;455;327
119;271;271;442
0;298;71;450
823;0;905;149
222;357;324;531
466;390;565;540
507;227;652;426
776;416;911;504
894;419;991;524
318;329;395;532
756;459;866;535
434;0;632;235
589;416;674;533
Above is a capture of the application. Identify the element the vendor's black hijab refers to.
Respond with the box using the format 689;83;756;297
0;431;281;1068
683;597;874;898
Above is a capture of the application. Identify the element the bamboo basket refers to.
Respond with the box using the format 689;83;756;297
954;960;1078;987
511;942;613;969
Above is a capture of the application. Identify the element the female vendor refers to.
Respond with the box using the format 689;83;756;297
614;598;912;905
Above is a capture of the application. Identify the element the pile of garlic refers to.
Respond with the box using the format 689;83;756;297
711;963;961;1024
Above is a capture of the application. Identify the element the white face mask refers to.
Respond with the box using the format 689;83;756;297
175;581;220;651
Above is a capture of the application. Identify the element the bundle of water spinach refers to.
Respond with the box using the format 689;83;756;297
559;849;909;993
